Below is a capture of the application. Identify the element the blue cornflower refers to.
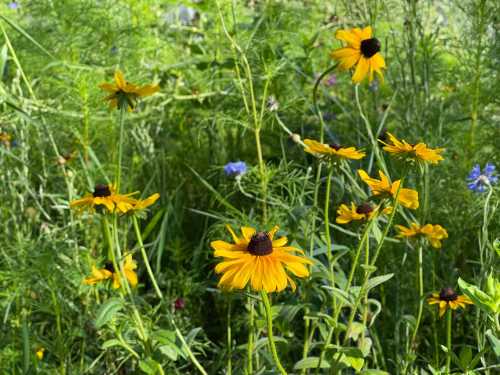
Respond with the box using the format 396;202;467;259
467;163;498;192
223;161;247;178
8;2;19;9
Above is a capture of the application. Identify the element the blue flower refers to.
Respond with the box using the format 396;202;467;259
224;161;247;177
467;163;498;192
8;2;19;9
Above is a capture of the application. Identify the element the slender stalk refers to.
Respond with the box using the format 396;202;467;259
446;309;452;374
227;298;232;375
410;244;424;348
115;105;126;191
131;215;208;375
312;64;338;143
260;291;287;375
247;295;254;375
132;215;162;299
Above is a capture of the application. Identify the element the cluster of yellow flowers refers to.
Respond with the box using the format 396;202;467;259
210;25;472;320
70;71;160;290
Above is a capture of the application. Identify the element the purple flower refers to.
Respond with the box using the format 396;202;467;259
324;74;337;87
8;2;19;9
224;161;247;177
467;163;498;193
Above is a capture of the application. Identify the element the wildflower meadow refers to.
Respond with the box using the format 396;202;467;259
1;1;499;374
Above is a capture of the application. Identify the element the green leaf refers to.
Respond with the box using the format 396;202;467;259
360;370;390;375
458;277;494;314
293;357;330;370
139;358;164;375
485;329;500;357
101;339;121;349
339;354;364;371
95;298;123;329
366;274;394;292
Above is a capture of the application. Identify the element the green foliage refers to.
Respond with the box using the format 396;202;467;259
0;0;499;374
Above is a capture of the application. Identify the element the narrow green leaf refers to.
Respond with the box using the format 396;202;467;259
95;298;123;328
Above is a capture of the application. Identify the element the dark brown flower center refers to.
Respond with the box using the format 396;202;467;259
439;287;458;302
247;231;273;256
93;184;111;197
104;261;115;273
360;38;381;58
329;143;341;151
377;128;388;143
356;203;373;215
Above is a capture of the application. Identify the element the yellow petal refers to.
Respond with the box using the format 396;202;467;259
352;56;369;83
331;47;360;70
335;29;362;47
114;70;126;89
241;226;256;242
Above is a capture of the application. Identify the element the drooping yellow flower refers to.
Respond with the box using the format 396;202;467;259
99;70;159;110
70;184;138;214
331;26;386;83
112;254;138;289
380;132;444;164
358;170;419;209
83;255;138;289
336;202;392;224
131;193;160;212
35;347;45;360
428;287;473;318
304;139;365;160
211;225;313;293
83;264;113;286
396;223;448;248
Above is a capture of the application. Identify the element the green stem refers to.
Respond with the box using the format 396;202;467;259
115;105;126;191
247;295;254;375
410;244;424;349
446;309;452;374
260;291;287;375
131;215;207;375
132;215;162;299
312;64;338;143
227;298;232;375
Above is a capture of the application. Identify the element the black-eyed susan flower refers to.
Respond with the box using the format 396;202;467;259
331;26;386;83
396;223;448;248
380;132;444;164
358;169;419;209
304;139;366;160
99;70;159;110
428;287;473;318
336;202;392;224
83;263;113;286
211;225;313;293
112;254;138;289
70;184;138;214
84;255;138;289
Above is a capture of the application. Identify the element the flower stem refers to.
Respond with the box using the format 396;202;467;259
247;295;254;375
115;104;126;191
227;298;232;375
312;64;337;143
410;244;424;350
131;215;207;375
446;309;452;374
260;291;287;375
132;215;162;299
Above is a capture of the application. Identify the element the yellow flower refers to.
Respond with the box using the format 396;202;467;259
83;255;138;289
35;347;45;360
131;193;160;212
380;132;444;164
0;131;12;147
112;254;138;289
70;184;138;214
396;223;448;248
99;70;159;110
304;139;365;160
336;202;371;224
358;169;419;209
331;26;386;83
428;287;473;318
211;225;313;293
83;265;113;286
